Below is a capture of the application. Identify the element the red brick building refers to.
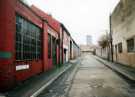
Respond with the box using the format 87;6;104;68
0;0;80;91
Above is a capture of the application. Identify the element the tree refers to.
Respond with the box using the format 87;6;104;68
98;34;110;60
98;34;110;49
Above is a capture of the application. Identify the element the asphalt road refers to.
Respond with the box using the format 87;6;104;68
38;53;135;97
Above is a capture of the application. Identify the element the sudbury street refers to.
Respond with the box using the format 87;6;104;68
1;1;135;97
38;53;135;97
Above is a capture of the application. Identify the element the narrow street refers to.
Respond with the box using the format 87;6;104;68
38;53;135;97
1;1;135;97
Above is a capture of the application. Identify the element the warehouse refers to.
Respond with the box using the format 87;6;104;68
0;0;80;91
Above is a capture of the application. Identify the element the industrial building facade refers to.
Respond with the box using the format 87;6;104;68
0;0;80;91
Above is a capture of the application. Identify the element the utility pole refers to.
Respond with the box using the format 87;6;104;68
105;30;110;61
109;14;113;62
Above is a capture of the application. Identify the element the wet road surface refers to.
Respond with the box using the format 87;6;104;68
38;53;135;97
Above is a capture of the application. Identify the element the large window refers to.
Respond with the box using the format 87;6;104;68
127;38;135;52
118;43;122;53
16;15;42;60
48;34;51;58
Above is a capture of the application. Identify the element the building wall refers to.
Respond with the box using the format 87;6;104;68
72;42;80;59
0;0;48;90
70;40;74;59
59;27;63;64
0;0;80;91
96;47;108;59
47;26;59;68
0;0;16;90
68;37;71;60
15;0;44;82
31;5;61;68
112;0;135;67
63;30;70;63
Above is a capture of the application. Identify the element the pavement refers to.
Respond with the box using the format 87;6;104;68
2;59;79;97
37;53;135;97
38;57;81;97
95;55;135;82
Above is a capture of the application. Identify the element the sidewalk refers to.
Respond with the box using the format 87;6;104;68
2;61;77;97
95;56;135;82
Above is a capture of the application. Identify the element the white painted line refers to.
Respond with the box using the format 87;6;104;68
30;65;71;97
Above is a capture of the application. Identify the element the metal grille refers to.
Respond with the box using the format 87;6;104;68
16;15;41;60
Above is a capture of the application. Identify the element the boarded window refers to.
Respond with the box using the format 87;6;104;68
16;15;42;60
127;38;134;52
118;43;122;53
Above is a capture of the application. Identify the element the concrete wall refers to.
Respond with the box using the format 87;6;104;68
96;47;109;59
112;0;135;67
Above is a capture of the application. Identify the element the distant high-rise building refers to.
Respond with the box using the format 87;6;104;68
86;35;92;45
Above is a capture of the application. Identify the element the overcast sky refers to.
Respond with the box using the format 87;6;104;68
27;0;119;45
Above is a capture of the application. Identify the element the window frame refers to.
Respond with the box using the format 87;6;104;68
127;37;135;53
118;42;122;53
16;15;42;61
48;33;52;59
